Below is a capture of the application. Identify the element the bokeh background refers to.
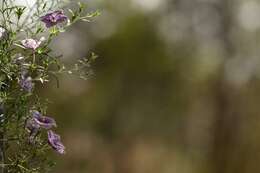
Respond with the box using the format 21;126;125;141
41;0;260;172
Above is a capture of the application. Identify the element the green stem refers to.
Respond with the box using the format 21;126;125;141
0;103;5;173
0;131;5;173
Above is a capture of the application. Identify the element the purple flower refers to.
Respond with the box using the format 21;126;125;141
19;75;33;92
21;37;45;50
32;110;57;129
47;130;65;154
26;111;57;143
40;10;68;28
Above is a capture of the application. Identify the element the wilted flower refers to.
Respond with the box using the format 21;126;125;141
21;37;45;50
40;10;68;28
19;75;33;92
32;110;57;129
26;117;40;143
47;130;65;154
26;114;40;131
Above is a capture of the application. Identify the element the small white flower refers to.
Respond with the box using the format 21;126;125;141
21;37;45;50
17;56;24;61
0;27;7;40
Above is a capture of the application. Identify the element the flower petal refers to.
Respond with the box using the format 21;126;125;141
47;130;65;154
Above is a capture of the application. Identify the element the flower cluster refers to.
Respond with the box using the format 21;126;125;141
26;110;65;154
17;11;68;93
17;11;68;154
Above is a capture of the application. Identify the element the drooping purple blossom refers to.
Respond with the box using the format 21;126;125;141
47;130;65;154
21;37;45;50
26;111;57;143
19;75;33;92
40;10;68;28
32;110;57;129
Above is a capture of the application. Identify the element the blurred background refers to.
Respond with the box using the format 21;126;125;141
42;0;260;172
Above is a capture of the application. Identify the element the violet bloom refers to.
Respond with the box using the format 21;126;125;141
26;111;57;143
19;75;33;92
47;130;65;154
21;37;45;50
32;110;57;129
40;10;68;28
